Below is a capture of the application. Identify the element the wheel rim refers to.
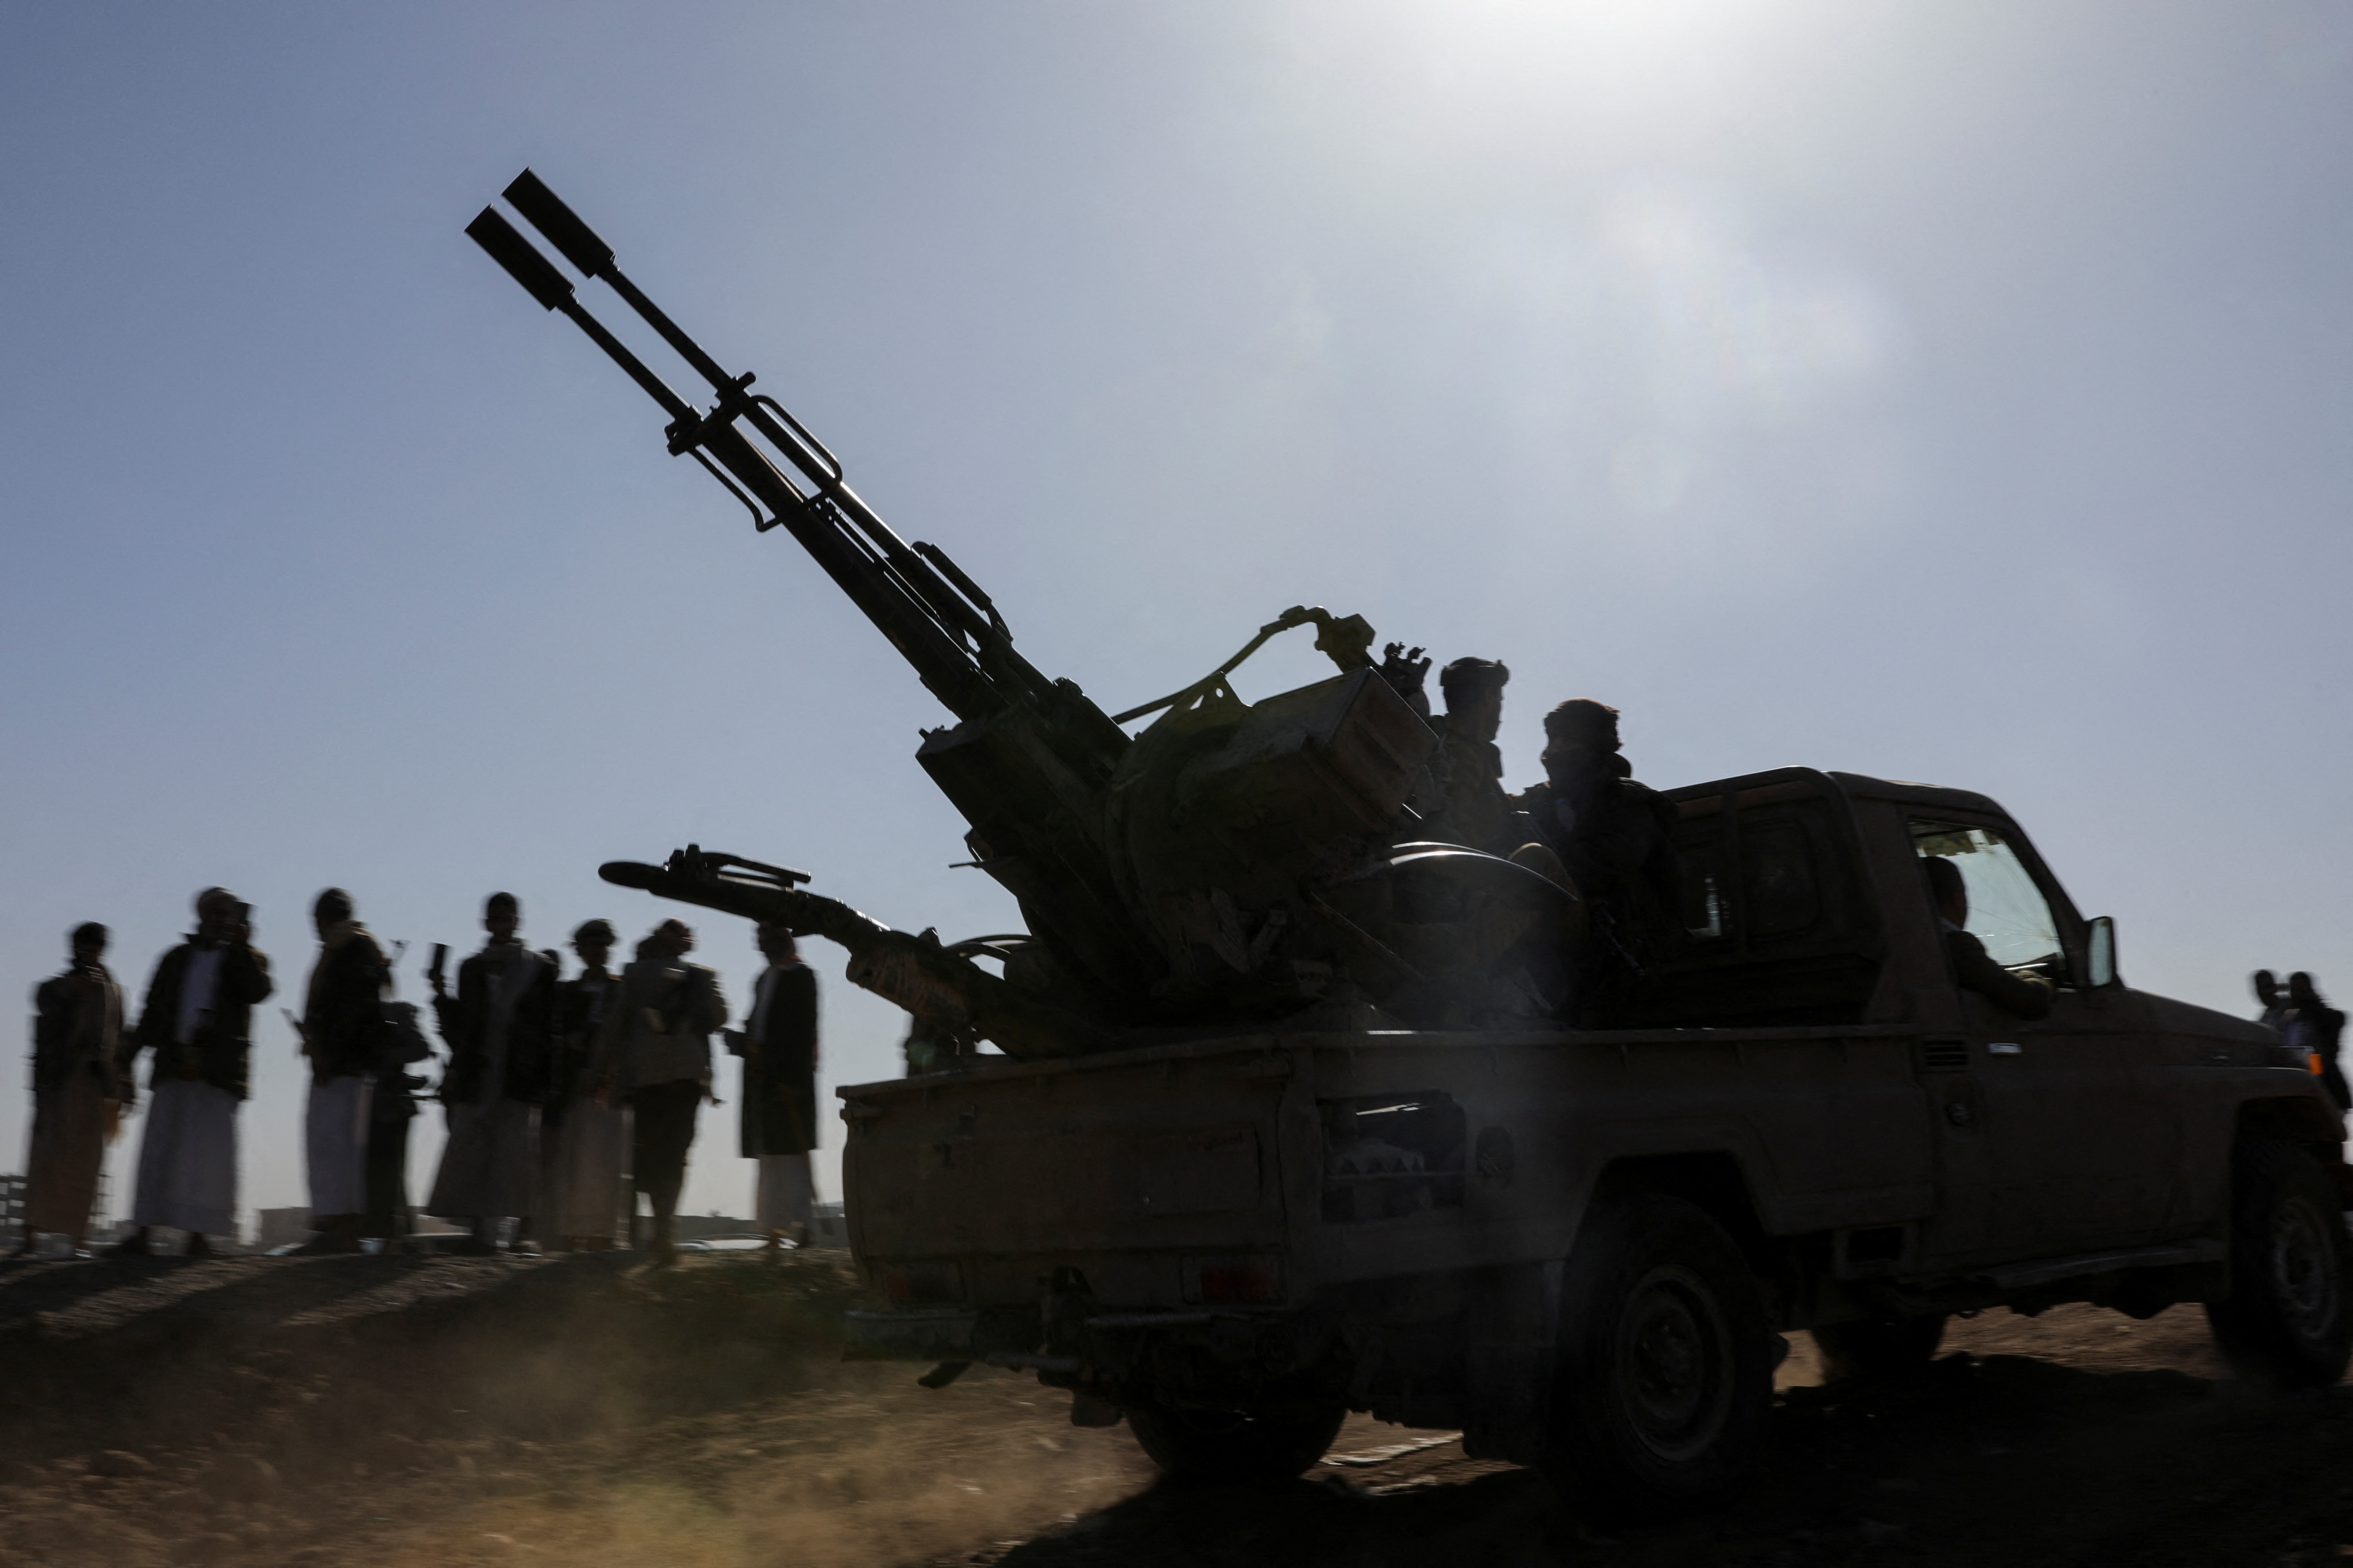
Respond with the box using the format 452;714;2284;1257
2268;1194;2341;1340
1612;1264;1734;1462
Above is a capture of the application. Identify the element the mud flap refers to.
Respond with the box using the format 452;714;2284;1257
1461;1259;1563;1464
1070;1391;1125;1428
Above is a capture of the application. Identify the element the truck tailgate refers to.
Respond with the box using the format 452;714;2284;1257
842;1041;1297;1312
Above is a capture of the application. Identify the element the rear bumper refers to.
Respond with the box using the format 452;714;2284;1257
843;1304;1046;1362
843;1308;981;1362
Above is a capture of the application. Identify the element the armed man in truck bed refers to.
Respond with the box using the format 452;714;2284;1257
469;172;2353;1524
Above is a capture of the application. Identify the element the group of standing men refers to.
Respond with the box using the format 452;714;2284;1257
20;888;823;1266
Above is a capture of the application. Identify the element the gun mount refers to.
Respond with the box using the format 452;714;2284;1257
470;172;1575;1056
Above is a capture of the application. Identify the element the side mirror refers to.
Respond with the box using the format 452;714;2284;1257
2084;916;2119;988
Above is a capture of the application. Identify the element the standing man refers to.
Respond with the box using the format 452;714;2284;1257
362;984;434;1245
1426;657;1513;852
115;889;273;1256
726;923;819;1250
542;919;628;1250
593;919;726;1265
294;889;388;1254
1511;700;1682;1023
17;923;127;1257
425;892;554;1254
2255;969;2294;1032
2284;972;2350;1115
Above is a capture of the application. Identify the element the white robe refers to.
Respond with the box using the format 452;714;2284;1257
756;1153;814;1233
131;1078;238;1236
426;945;545;1221
542;1097;629;1239
305;1074;373;1216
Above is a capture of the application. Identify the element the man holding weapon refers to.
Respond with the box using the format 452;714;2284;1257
424;892;554;1254
114;889;273;1257
290;888;389;1254
590;919;726;1264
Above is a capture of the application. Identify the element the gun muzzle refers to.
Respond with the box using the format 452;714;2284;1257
465;207;575;312
504;169;615;279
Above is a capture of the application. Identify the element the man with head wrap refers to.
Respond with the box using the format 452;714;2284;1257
113;888;274;1256
424;892;555;1254
541;918;630;1249
591;918;727;1264
1511;700;1682;1023
2282;972;2349;1116
1426;657;1513;852
293;889;389;1254
17;922;128;1257
726;922;821;1250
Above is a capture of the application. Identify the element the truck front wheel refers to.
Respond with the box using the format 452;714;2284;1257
1544;1194;1773;1524
2205;1137;2353;1390
1124;1400;1347;1485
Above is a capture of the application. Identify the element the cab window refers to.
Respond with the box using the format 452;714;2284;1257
1910;820;2060;969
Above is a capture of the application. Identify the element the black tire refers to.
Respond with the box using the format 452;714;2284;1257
2205;1137;2353;1390
1544;1194;1774;1524
1125;1400;1348;1485
1811;1315;1947;1384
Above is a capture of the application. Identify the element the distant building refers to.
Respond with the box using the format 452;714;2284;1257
675;1212;756;1242
254;1206;464;1251
0;1174;23;1234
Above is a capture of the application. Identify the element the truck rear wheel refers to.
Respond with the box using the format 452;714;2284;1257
1544;1194;1773;1524
1811;1315;1946;1383
1124;1400;1348;1485
2205;1137;2353;1390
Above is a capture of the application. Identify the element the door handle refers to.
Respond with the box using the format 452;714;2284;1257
1988;1042;2023;1056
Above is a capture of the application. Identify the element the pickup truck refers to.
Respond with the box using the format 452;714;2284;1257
450;179;2353;1521
840;766;2353;1521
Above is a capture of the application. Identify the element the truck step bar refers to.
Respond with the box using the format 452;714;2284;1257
1971;1239;2224;1293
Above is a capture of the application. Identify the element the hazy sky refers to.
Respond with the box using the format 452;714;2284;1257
5;2;2350;1229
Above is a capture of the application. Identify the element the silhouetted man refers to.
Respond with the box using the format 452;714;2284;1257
2283;972;2349;1113
1428;657;1512;852
426;892;554;1254
726;923;819;1250
593;919;726;1264
295;889;388;1254
1923;854;2054;1020
1511;699;1680;1021
18;923;127;1257
116;888;273;1256
543;919;628;1250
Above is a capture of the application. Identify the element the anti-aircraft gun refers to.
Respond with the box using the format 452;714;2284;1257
467;172;1574;1059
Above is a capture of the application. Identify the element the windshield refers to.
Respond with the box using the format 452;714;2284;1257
1911;820;2061;969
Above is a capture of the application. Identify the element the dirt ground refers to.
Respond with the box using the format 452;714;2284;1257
3;1251;2352;1568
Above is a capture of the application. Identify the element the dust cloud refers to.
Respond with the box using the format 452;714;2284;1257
4;1252;2353;1567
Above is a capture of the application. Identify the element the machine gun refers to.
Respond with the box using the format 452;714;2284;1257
468;173;1574;1053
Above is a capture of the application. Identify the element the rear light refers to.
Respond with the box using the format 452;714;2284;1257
1185;1255;1283;1304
